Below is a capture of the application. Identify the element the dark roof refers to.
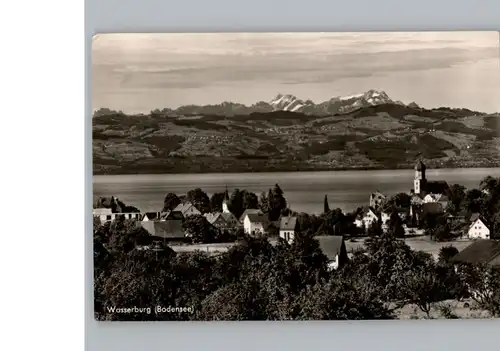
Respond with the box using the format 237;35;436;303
173;202;199;215
221;212;238;223
280;216;297;231
204;212;223;224
415;160;426;171
314;235;346;261
451;240;500;266
141;220;185;239
239;209;263;221
469;213;480;222
224;187;230;201
246;213;269;224
425;181;449;195
422;202;443;215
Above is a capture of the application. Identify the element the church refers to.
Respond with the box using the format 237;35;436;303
412;160;449;197
410;160;450;222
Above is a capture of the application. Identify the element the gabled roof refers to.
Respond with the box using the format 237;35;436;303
315;235;346;261
204;212;223;225
469;217;490;230
141;220;185;239
451;240;500;266
246;213;269;224
239;209;262;222
220;212;238;222
469;213;481;222
173;202;198;215
280;216;297;231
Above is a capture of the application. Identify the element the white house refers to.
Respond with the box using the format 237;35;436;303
239;209;263;224
174;202;201;217
243;213;269;235
354;208;379;229
467;218;490;239
279;216;297;243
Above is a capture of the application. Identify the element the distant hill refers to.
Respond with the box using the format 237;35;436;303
92;93;500;175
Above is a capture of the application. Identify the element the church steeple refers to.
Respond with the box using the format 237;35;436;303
414;159;427;195
222;186;230;213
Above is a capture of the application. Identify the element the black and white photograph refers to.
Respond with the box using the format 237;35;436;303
92;32;500;321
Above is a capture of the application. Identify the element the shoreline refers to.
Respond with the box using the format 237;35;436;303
92;164;500;177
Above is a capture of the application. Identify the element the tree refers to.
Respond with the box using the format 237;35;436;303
438;246;459;264
258;192;269;213
387;211;405;238
228;189;245;219
403;260;449;318
186;188;211;214
458;264;500;317
324;195;330;214
464;188;485;214
163;192;181;212
366;219;383;237
446;184;466;214
182;214;216;243
210;192;225;213
268;184;288;221
242;191;259;211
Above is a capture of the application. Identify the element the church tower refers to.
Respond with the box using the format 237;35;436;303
414;160;427;195
222;186;230;213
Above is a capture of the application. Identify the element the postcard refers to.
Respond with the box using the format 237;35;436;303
92;32;500;321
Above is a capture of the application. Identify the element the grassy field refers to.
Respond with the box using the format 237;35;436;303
394;299;491;319
345;236;474;259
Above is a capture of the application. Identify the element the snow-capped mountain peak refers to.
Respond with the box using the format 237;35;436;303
268;90;397;114
270;94;309;112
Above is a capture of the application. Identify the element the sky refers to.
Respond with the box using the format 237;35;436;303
92;32;500;113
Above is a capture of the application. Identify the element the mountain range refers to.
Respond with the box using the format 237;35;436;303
94;90;422;118
93;90;499;175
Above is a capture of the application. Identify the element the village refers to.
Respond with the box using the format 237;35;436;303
93;160;500;272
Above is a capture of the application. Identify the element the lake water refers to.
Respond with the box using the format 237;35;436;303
93;168;500;214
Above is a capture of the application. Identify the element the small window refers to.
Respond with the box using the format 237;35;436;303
106;215;111;220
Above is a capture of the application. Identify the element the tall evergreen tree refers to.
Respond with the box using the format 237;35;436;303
324;195;330;214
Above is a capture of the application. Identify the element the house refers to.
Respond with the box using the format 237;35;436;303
369;191;387;210
93;208;142;223
239;209;263;224
314;235;349;270
467;217;491;239
173;202;201;217
279;216;298;243
140;219;187;243
354;207;379;229
220;212;240;228
204;212;227;229
451;239;500;267
243;213;270;236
